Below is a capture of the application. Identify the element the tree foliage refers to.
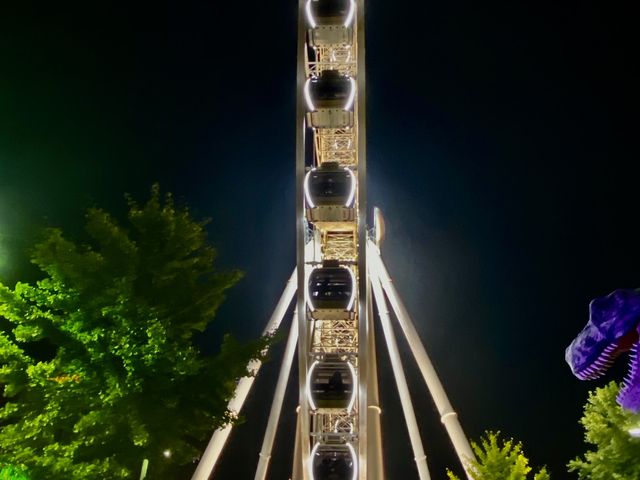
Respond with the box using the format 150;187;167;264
0;464;30;480
0;185;268;479
568;381;640;479
447;431;550;480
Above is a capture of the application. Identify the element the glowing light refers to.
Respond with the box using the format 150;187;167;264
163;449;172;458
344;77;356;111
344;167;356;207
309;441;321;480
347;361;357;412
347;443;358;480
307;360;320;410
344;0;356;27
629;427;640;438
304;78;315;112
305;0;317;28
344;266;357;311
304;169;316;209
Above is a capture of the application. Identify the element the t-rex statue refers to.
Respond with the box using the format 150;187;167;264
566;289;640;413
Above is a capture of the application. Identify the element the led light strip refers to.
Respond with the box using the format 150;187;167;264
304;168;316;209
344;0;356;27
344;167;356;207
344;77;356;111
304;78;315;112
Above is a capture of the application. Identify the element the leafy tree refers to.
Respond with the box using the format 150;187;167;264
0;464;30;480
569;381;640;479
447;431;550;480
0;185;268;479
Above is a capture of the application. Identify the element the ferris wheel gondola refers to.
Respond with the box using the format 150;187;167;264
310;442;358;480
307;263;356;319
306;0;356;46
304;162;356;224
307;357;357;412
305;70;356;128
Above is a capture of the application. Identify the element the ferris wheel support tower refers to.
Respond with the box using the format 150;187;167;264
191;0;476;478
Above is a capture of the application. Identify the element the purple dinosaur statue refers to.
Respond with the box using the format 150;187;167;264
566;289;640;412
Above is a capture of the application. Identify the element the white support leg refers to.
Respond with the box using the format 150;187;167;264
291;407;303;480
369;264;431;480
366;278;385;480
191;269;298;480
367;241;476;478
255;313;299;480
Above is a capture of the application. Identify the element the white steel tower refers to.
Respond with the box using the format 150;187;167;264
191;1;476;479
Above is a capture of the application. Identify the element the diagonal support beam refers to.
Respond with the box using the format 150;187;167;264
369;262;431;480
367;241;476;479
254;311;299;480
366;278;384;480
191;269;298;480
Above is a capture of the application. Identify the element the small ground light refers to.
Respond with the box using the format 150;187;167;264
628;428;640;438
163;449;172;458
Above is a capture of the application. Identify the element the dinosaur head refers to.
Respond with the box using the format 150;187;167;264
566;289;640;412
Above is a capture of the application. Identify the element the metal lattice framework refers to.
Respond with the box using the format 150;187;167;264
190;1;477;479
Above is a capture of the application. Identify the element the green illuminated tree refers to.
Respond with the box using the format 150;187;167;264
568;381;640;479
447;431;550;480
0;185;268;479
0;464;30;480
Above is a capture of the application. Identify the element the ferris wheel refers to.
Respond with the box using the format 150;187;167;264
191;1;476;479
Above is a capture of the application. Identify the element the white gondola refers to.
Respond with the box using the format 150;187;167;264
304;162;356;224
306;0;356;46
307;262;356;320
310;442;358;480
305;70;356;128
307;356;357;412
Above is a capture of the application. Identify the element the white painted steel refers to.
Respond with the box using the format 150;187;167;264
292;407;303;480
368;241;476;479
355;0;368;476
295;0;311;471
191;270;298;480
254;315;299;480
366;280;384;480
369;265;431;480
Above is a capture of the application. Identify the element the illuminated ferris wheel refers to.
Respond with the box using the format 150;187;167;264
191;1;476;479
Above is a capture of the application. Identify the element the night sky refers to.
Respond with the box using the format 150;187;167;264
1;2;637;479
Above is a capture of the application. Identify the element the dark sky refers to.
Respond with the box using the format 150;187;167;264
1;1;637;479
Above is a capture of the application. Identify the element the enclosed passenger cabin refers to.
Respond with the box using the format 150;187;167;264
305;162;356;225
307;263;356;319
306;0;356;46
308;358;356;411
305;70;355;128
310;443;357;480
